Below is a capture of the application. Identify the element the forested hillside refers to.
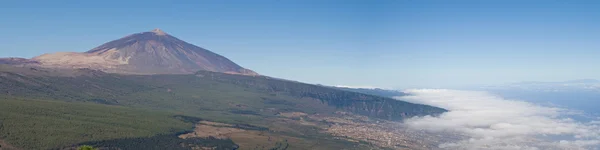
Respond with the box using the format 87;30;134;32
334;87;408;98
0;67;445;121
0;66;446;149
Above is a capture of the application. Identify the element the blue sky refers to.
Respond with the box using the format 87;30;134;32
1;0;599;88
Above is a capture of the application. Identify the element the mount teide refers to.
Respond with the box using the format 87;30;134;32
6;29;258;75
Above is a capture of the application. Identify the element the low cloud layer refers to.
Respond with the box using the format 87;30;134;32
396;89;600;150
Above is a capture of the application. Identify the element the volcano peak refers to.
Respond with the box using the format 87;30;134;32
151;28;167;35
30;29;258;76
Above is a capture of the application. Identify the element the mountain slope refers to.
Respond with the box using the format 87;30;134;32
0;66;446;149
29;29;257;75
0;66;446;121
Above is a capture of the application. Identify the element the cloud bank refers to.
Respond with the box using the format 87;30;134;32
396;89;600;150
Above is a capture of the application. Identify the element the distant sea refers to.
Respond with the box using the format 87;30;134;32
487;89;600;121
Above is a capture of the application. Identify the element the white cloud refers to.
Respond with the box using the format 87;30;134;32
395;89;600;150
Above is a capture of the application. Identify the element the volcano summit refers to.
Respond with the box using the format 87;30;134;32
17;29;257;75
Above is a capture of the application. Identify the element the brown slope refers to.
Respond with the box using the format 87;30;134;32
0;57;39;65
31;29;257;75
